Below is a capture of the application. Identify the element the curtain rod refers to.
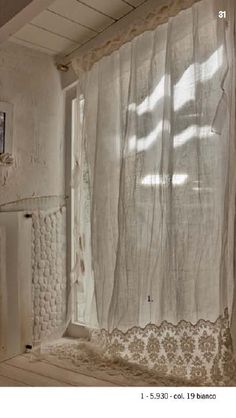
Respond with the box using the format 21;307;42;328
55;0;170;73
55;0;202;74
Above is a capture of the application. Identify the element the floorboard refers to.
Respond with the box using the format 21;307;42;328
0;363;69;387
41;354;130;386
6;356;116;387
0;374;26;387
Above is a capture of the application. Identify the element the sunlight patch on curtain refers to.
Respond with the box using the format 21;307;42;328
72;0;236;385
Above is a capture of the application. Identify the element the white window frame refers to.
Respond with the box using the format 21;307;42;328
64;82;89;338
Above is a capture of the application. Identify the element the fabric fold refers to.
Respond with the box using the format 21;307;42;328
73;0;236;384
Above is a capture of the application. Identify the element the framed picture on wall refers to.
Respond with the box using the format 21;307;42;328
0;101;13;155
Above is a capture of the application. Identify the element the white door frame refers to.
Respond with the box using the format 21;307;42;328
0;212;32;362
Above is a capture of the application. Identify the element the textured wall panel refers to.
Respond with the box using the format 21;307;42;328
32;207;67;342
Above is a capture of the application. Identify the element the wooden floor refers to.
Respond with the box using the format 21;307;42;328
0;354;119;387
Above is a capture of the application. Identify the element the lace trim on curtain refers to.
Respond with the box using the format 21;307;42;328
72;0;201;75
90;308;236;385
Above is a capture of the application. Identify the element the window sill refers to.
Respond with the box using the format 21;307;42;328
64;321;90;339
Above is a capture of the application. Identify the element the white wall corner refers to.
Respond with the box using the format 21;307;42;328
0;0;55;44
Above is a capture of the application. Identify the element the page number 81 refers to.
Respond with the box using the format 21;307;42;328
218;11;226;18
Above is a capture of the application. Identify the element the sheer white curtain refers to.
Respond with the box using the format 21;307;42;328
73;0;236;384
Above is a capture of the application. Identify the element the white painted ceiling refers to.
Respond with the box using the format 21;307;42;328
10;0;148;58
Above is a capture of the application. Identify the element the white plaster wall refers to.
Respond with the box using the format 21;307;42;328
0;41;64;203
0;42;67;343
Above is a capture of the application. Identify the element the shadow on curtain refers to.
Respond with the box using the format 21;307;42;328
72;0;236;385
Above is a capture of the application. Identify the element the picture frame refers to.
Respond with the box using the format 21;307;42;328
0;101;13;156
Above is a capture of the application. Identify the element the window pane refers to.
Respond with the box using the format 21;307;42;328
0;111;6;154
